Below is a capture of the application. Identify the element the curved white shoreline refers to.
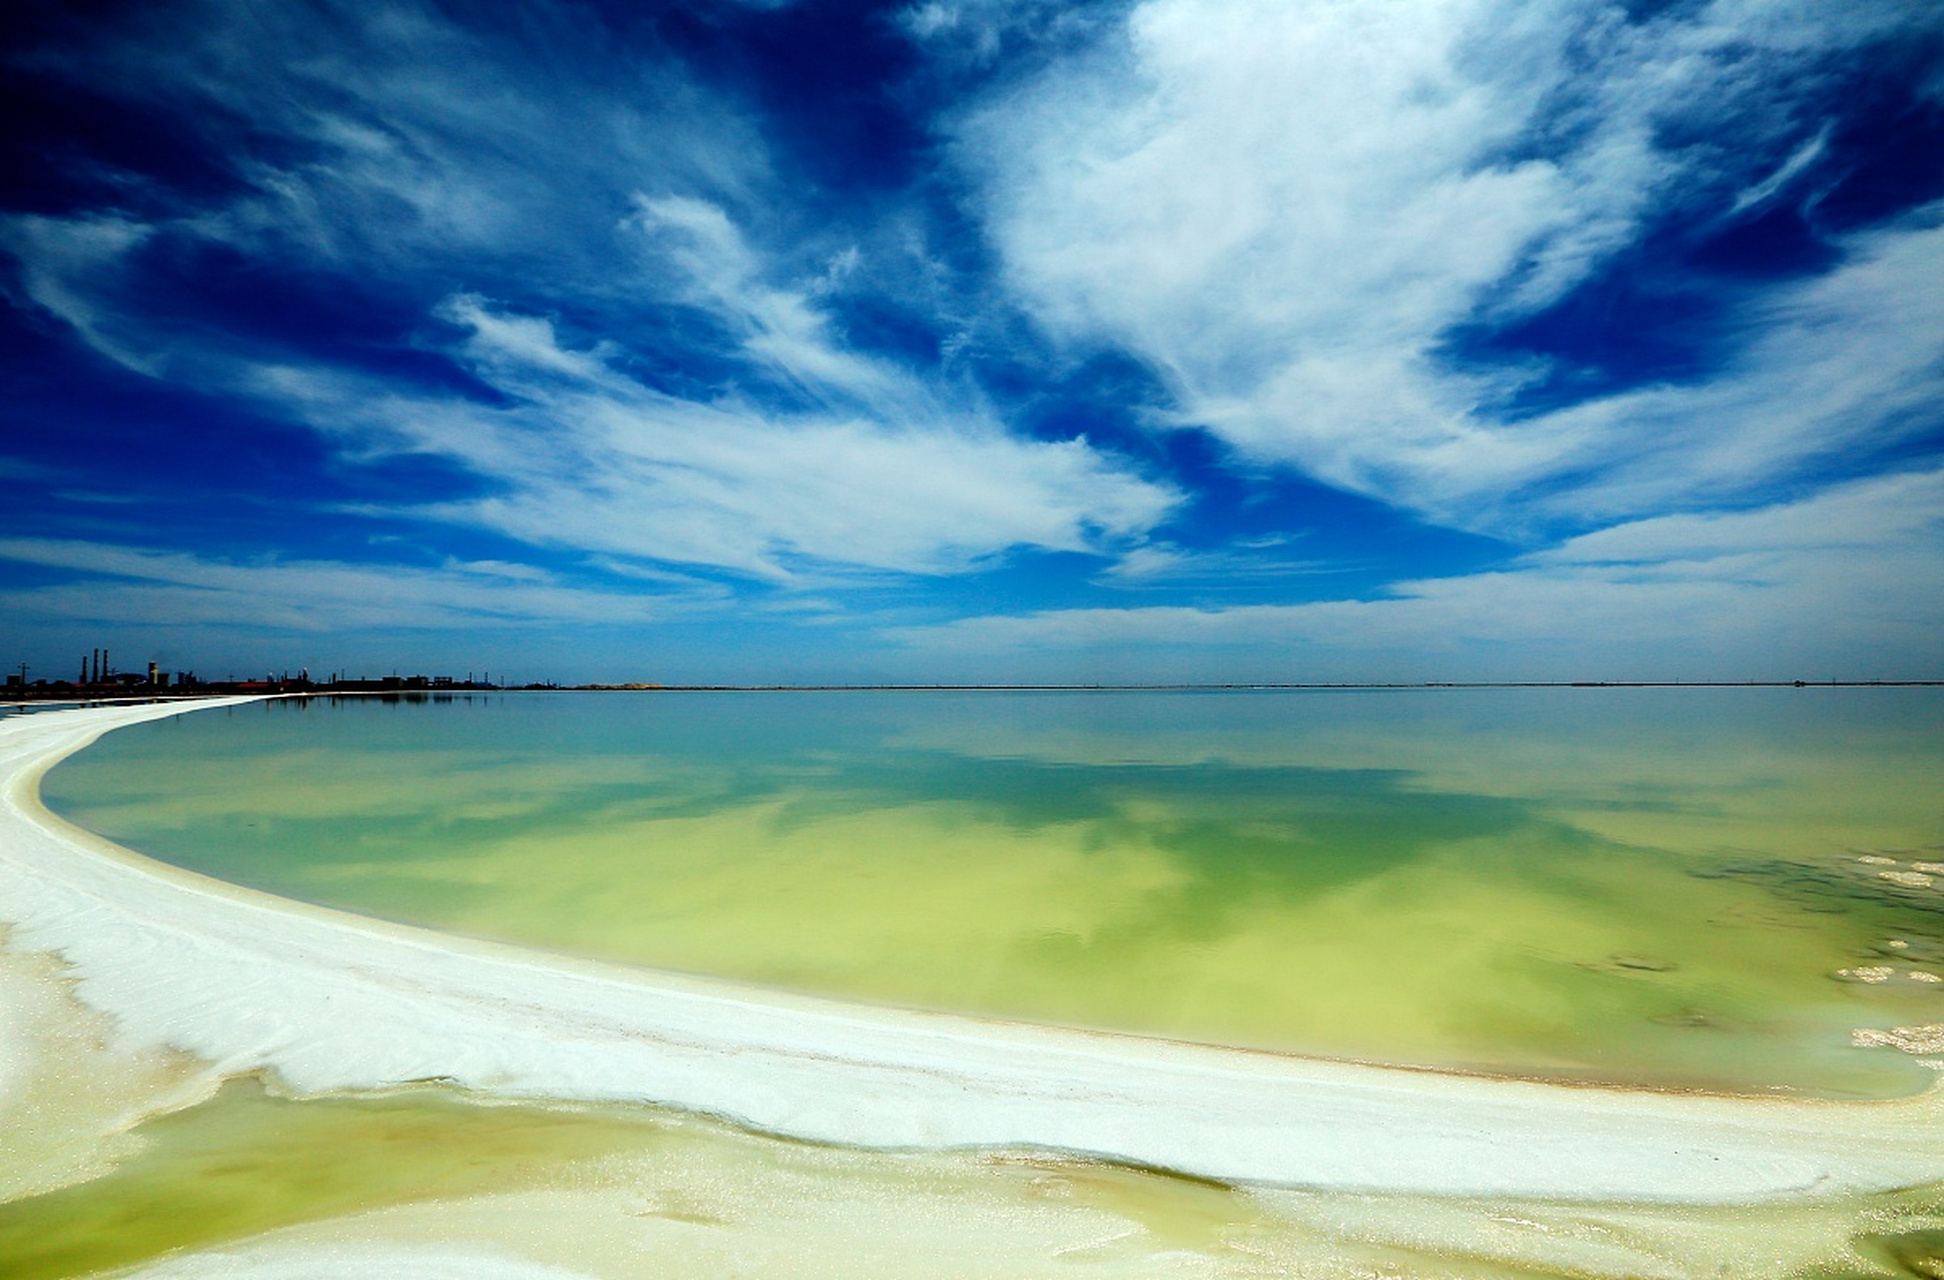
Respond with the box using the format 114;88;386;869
3;698;1942;1204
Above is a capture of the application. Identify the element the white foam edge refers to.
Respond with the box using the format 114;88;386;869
3;697;1941;1205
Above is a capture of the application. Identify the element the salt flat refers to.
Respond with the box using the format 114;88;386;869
3;698;1941;1207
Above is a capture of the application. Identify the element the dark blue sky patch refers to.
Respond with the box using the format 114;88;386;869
652;0;930;198
1441;253;1730;412
0;309;319;476
0;303;499;545
121;236;451;372
1201;471;1515;597
322;450;499;508
1612;0;1705;21
1003;349;1175;451
1812;70;1944;231
0;74;255;219
803;285;956;376
1683;205;1843;279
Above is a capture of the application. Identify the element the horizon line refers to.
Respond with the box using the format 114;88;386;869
549;679;1944;691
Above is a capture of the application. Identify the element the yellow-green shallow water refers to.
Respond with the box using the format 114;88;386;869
9;687;1944;1277
41;687;1944;1098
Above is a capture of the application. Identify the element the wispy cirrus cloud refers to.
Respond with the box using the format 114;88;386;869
1092;541;1336;587
20;0;773;281
0;215;159;373
243;279;1177;581
889;467;1944;681
0;538;687;633
1;1;1181;587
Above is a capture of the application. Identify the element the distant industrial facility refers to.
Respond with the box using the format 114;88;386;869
4;648;505;701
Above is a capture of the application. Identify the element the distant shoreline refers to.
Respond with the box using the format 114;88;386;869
562;679;1944;692
6;677;1942;707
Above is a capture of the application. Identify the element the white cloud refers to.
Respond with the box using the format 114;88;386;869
90;0;769;276
889;468;1944;680
622;195;935;419
959;0;1605;461
955;0;1944;530
1099;543;1191;581
1535;454;1944;565
1726;125;1832;218
897;0;1120;71
1094;541;1334;586
1515;215;1944;525
0;539;686;633
0;215;158;372
435;296;618;385
1;102;1179;585
444;299;1177;578
261;284;1178;581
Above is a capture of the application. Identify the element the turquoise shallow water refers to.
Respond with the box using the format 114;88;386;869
42;687;1944;1096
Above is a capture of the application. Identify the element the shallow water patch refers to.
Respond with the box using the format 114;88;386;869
42;688;1944;1096
0;1079;672;1280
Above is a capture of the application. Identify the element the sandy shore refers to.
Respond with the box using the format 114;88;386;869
4;698;1943;1207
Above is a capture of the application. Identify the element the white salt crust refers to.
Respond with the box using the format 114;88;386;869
131;1240;596;1280
3;699;1942;1205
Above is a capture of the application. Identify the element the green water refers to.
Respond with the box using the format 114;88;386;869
0;1079;668;1280
42;688;1944;1097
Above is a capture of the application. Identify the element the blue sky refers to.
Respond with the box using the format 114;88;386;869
2;0;1941;684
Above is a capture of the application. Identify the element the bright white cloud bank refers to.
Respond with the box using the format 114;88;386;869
960;0;1944;531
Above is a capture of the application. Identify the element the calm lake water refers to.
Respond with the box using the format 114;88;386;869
43;687;1944;1098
